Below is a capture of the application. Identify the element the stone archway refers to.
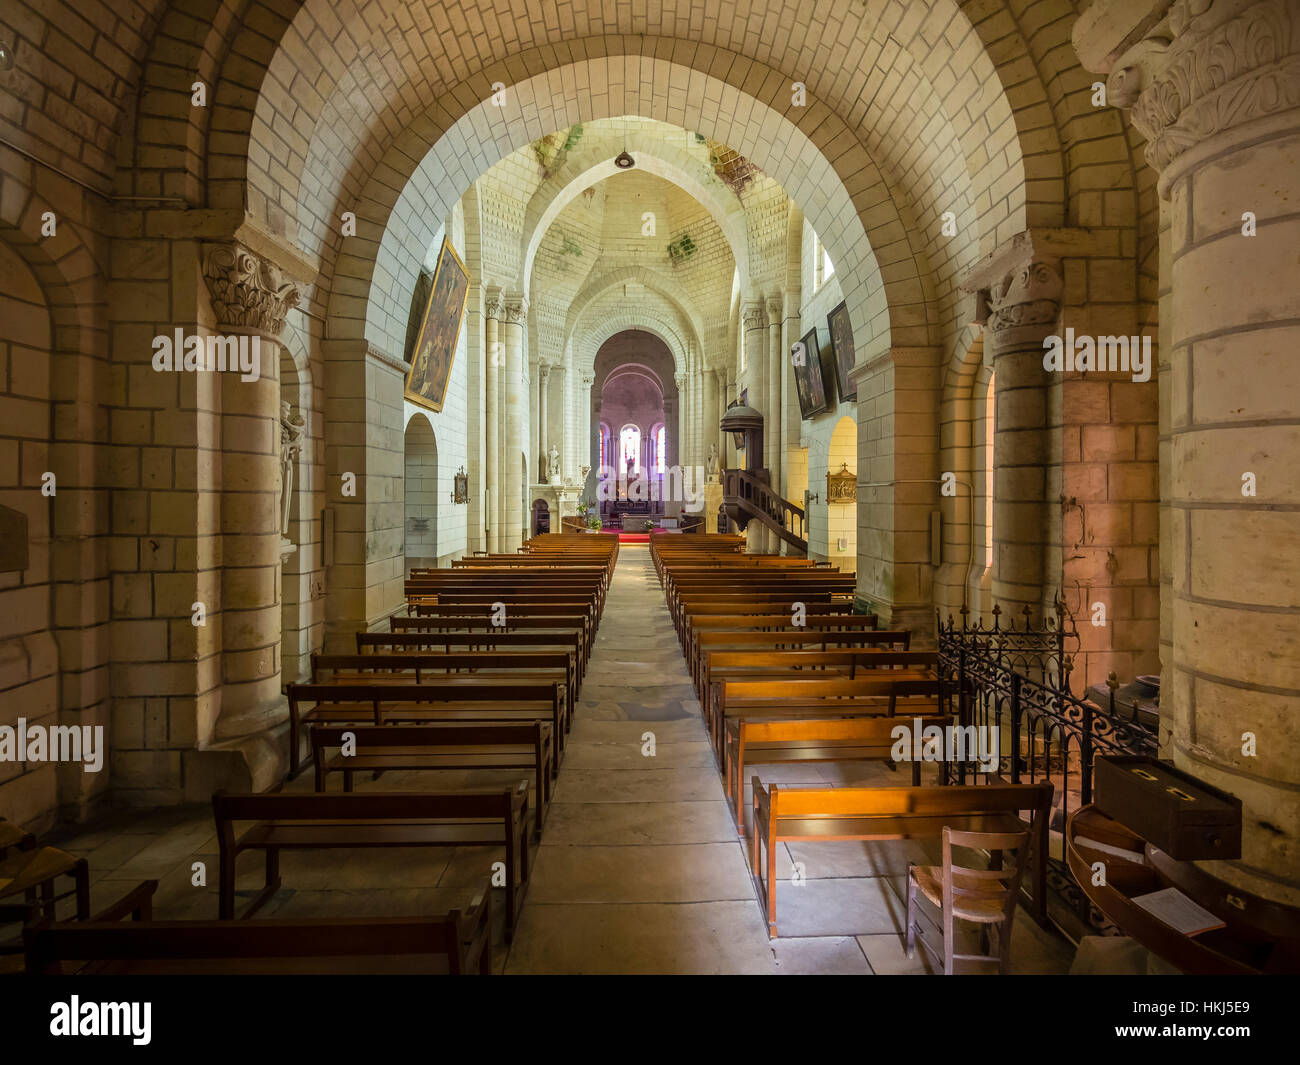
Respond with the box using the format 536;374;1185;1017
403;414;439;573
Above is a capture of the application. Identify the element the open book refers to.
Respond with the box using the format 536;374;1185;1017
1132;887;1226;937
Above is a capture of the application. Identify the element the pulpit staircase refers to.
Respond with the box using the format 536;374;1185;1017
719;468;807;555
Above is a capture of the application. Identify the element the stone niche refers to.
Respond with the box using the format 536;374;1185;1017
0;506;29;572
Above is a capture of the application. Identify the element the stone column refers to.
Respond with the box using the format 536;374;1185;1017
1077;0;1300;904
972;253;1063;613
538;362;550;480
484;290;502;553
742;301;770;551
200;241;300;747
502;295;527;551
579;371;594;481
681;371;691;478
767;296;784;499
702;367;719;478
782;292;803;502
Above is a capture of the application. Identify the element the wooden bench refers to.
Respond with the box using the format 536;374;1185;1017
408;606;594;666
708;676;941;755
311;722;554;836
213;785;530;941
362;628;586;694
27;898;492;975
751;780;1054;936
286;680;566;778
310;651;574;727
724;714;954;828
700;647;937;705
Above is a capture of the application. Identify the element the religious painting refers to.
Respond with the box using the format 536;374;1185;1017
827;300;857;403
404;238;470;413
793;326;833;419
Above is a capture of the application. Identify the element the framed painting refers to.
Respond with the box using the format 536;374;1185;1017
793;326;833;419
405;237;470;413
827;300;857;403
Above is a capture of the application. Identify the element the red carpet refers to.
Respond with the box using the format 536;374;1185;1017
617;532;652;543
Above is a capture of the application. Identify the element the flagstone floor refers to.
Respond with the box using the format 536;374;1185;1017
42;546;1073;975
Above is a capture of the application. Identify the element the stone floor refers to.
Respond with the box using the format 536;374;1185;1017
41;546;1074;975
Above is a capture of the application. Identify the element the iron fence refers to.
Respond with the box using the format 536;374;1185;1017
936;601;1158;931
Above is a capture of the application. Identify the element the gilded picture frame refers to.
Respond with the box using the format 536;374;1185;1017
404;237;471;413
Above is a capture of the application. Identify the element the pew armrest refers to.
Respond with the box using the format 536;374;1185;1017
91;879;159;922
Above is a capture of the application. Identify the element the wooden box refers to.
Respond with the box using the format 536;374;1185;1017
1093;756;1242;861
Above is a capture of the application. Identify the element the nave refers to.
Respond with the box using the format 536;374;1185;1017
11;540;1067;975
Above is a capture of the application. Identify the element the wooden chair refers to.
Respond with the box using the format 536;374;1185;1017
905;825;1031;974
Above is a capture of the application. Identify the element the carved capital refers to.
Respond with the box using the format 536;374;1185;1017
202;242;300;335
765;296;783;323
504;296;528;325
484;293;505;321
741;301;767;331
982;257;1064;335
1106;0;1300;173
674;373;686;391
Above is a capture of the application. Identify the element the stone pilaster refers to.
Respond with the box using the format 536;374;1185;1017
766;296;784;500
966;245;1064;614
194;240;300;790
484;289;502;552
502;295;527;551
538;362;551;480
1077;0;1300;903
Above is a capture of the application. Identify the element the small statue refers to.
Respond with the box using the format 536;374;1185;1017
548;443;561;485
705;442;719;481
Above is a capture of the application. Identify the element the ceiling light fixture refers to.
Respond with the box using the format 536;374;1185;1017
614;149;635;170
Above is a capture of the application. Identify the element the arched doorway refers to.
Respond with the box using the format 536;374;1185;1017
827;415;857;572
589;332;677;524
404;414;438;573
532;498;550;535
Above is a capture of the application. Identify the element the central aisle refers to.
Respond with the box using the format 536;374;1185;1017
503;546;863;974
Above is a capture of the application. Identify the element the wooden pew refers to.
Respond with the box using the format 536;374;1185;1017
213;786;530;940
27;900;492;975
310;651;574;729
286;680;566;779
311;723;554;836
361;628;586;695
689;626;908;690
708;676;941;755
723;714;954;827
408;605;594;666
700;648;937;706
751;781;1055;936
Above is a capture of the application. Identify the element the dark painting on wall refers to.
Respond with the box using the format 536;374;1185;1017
405;237;470;413
793;326;833;418
827;300;857;403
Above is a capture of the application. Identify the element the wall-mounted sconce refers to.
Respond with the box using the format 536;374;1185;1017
805;490;820;506
0;42;14;72
451;466;469;504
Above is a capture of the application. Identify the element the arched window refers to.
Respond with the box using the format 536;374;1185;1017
619;424;642;475
655;425;666;473
599;423;608;471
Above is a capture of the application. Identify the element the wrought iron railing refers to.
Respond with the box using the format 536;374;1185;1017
936;602;1158;931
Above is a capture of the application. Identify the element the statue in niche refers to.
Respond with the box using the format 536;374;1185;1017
279;401;307;563
705;442;719;481
548;443;561;485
